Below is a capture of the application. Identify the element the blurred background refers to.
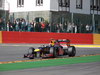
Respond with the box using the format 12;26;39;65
0;0;100;33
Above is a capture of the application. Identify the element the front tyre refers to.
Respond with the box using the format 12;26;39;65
50;47;57;58
28;47;35;59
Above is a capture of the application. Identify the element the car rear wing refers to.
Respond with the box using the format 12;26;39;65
57;39;70;42
57;39;70;46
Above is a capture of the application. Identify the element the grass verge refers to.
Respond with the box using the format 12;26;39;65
0;55;100;72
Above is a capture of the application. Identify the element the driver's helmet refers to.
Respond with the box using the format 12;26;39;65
50;38;56;46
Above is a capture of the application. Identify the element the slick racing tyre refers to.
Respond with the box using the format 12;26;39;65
67;46;76;57
50;47;57;58
29;47;35;59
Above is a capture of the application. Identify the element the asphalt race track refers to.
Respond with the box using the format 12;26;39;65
0;44;100;62
0;44;100;75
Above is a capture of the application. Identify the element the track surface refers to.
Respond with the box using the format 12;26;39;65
0;44;100;62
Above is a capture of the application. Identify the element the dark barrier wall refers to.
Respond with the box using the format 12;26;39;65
2;31;93;44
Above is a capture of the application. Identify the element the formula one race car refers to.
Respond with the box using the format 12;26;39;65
24;39;76;59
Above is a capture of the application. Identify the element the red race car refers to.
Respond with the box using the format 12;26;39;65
24;39;76;59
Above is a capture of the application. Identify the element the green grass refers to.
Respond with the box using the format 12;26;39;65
0;55;100;71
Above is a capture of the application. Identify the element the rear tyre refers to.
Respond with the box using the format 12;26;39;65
67;46;76;57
